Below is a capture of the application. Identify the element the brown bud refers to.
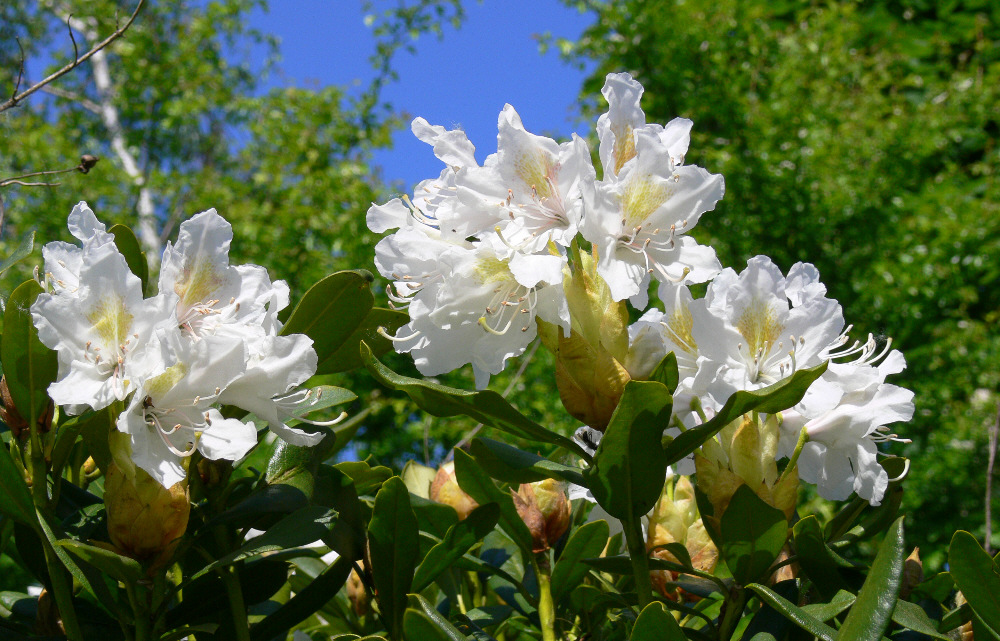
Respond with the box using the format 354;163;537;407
512;479;572;552
0;375;53;439
78;154;99;174
899;547;923;600
430;461;478;520
35;588;65;636
346;568;369;617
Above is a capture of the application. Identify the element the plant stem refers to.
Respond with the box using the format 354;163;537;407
778;425;809;484
532;554;557;641
125;582;151;641
623;515;653;610
28;411;84;640
213;527;252;641
717;585;747;641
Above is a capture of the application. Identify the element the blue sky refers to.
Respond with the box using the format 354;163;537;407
249;1;596;191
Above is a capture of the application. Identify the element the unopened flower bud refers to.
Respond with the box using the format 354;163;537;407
512;478;571;553
647;475;718;599
346;567;369;617
105;433;189;569
0;375;54;439
899;547;923;600
35;588;65;636
78;154;99;174
82;456;98;476
430;461;478;520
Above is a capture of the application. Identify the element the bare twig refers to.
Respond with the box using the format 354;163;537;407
986;401;999;554
0;0;146;114
67;14;79;63
447;339;542;459
0;155;100;189
11;38;25;100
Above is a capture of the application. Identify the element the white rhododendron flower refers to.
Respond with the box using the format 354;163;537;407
32;203;327;488
583;73;724;307
160;209;285;341
689;256;844;406
33;241;173;411
42;201;117;296
457;105;594;255
117;332;255;487
394;242;569;388
778;336;914;505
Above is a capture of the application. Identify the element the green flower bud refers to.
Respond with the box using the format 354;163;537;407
105;432;189;569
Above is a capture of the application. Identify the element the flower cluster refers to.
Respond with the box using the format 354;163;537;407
368;73;724;388
369;72;913;506
32;203;329;488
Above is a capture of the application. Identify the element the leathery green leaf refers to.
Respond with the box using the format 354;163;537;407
583;380;673;520
835;516;905;641
368;476;419;641
453;448;534;553
631;601;686;641
720;485;787;586
361;342;589;459
412;502;500;592
949;530;1000;636
551;519;609;602
2;280;57;426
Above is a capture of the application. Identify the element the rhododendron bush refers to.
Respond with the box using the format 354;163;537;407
1;73;997;641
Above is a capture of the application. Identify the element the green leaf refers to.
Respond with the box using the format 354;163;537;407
632;601;686;641
317;306;408;374
0;231;34;277
470;437;586;486
335;460;394;496
191;506;338;582
108;224;148;292
949;530;1000;635
891;599;951;640
410;494;459;539
54;539;142;584
403;607;467;641
800;590;855;621
280;270;375;369
249;555;353;641
551;519;609;602
583;380;673;520
720;485;788;586
413;503;500;592
793;515;851;599
2;280;57;424
662;362;827;466
836;516;905;641
368;476;419;641
361;343;589;459
453;448;534;553
649;352;679;392
160;624;220;641
0;442;34;527
746;583;837;641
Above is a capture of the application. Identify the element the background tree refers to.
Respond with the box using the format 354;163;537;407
556;0;1000;566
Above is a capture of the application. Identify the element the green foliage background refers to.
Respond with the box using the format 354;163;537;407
2;0;997;577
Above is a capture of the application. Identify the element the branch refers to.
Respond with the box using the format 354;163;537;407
0;155;100;188
0;0;146;114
